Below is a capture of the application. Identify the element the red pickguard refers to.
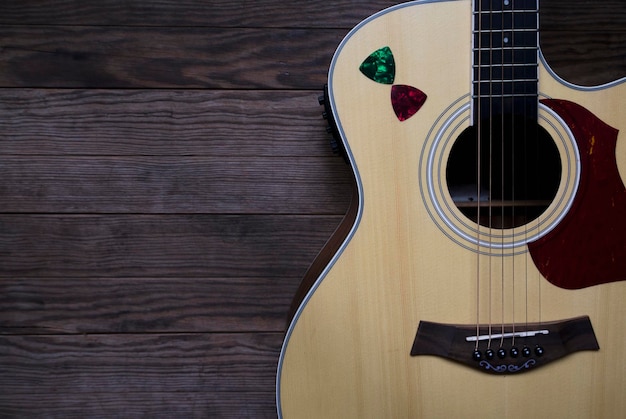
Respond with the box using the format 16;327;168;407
528;99;626;289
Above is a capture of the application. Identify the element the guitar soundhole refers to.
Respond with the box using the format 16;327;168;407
446;116;562;229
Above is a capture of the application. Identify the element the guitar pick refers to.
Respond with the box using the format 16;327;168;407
359;46;395;84
391;84;427;121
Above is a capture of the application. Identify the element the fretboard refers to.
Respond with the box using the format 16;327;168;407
472;0;539;123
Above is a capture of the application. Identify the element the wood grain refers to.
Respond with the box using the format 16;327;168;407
541;31;626;86
0;392;278;419
0;333;281;416
0;26;341;88
0;0;398;28
0;26;623;89
0;215;342;278
541;0;626;31
0;277;295;334
0;156;352;213
0;0;623;31
0;90;340;157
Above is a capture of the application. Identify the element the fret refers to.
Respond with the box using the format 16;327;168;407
476;49;538;66
476;46;537;50
474;9;538;14
474;10;539;19
475;46;538;51
474;68;537;83
472;94;538;98
473;64;538;68
475;0;538;12
474;17;538;31
473;2;538;32
473;63;538;69
474;95;538;120
473;82;537;96
472;29;537;33
476;48;538;57
475;34;538;48
474;79;538;84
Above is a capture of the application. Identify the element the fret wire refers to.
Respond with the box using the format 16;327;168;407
473;9;539;14
472;29;537;33
472;94;538;98
474;79;538;83
474;64;538;67
476;47;538;51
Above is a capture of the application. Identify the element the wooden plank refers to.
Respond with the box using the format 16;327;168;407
0;333;279;393
0;26;343;89
540;31;626;86
0;214;343;279
0;0;397;28
0;89;336;157
0;277;295;334
0;26;622;89
541;0;626;32
0;0;623;33
0;333;280;416
0;155;353;214
0;391;277;419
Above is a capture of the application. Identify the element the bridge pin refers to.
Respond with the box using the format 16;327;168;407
472;350;482;361
522;346;532;357
510;346;519;358
485;349;495;360
497;348;507;359
534;345;545;357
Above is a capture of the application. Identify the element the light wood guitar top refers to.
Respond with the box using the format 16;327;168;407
277;1;626;417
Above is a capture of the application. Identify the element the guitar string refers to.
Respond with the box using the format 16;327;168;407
487;0;495;351
476;0;532;350
527;0;541;345
522;0;541;346
486;0;494;352
477;1;493;349
486;0;533;350
474;0;482;350
524;0;537;346
522;0;530;346
509;0;517;350
535;0;542;330
500;0;507;351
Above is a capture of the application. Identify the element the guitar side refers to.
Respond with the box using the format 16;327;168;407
277;1;626;418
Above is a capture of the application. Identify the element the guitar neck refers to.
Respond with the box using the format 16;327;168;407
473;0;539;122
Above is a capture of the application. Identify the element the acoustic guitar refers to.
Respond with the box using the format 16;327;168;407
277;0;626;417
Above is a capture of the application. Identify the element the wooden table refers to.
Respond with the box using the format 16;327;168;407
0;1;624;416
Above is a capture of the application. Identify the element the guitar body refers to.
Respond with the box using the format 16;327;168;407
277;1;626;418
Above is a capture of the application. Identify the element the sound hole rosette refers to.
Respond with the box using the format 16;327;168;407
418;95;580;256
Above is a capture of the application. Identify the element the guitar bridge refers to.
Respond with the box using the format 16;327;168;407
411;316;599;374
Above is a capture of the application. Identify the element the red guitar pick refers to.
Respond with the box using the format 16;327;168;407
391;84;427;121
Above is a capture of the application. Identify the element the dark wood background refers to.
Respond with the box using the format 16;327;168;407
0;1;624;417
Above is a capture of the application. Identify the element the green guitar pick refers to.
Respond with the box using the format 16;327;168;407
359;46;395;85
